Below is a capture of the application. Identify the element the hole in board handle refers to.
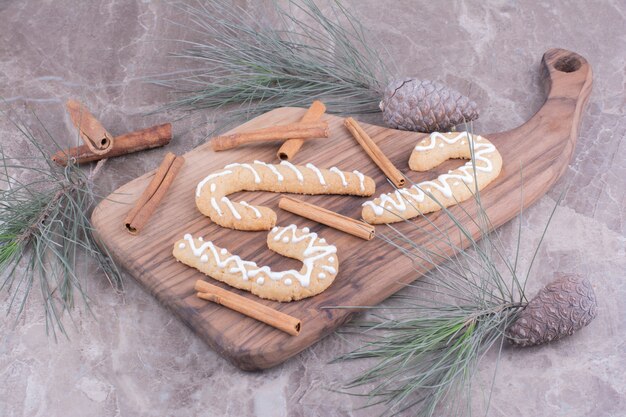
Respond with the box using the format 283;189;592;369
553;55;581;73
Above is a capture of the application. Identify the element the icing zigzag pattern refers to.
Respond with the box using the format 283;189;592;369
362;132;503;224
173;225;339;302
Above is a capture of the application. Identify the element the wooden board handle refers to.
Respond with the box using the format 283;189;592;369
541;48;592;102
502;48;592;165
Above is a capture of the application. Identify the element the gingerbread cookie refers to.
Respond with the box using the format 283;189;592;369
362;132;502;224
196;161;375;231
173;225;339;302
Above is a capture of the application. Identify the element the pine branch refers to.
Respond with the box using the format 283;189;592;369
332;125;559;416
155;0;389;126
0;111;122;338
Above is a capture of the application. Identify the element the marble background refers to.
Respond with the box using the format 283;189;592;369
1;0;624;416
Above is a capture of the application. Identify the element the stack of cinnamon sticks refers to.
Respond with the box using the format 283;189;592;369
209;100;329;160
53;100;173;166
56;99;182;235
124;152;185;234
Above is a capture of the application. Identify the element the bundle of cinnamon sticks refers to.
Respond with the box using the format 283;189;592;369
53;100;173;167
124;152;185;234
56;99;182;235
209;100;329;160
208;102;405;190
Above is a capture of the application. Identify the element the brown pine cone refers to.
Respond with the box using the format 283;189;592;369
379;79;479;132
506;274;598;347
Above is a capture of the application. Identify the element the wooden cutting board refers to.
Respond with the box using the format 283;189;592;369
92;48;592;370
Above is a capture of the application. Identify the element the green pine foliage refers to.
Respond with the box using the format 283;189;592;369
0;112;122;338
156;0;389;123
332;131;560;416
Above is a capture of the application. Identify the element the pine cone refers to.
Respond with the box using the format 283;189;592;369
506;274;597;347
379;79;479;132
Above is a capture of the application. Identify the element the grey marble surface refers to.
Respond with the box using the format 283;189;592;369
1;1;625;416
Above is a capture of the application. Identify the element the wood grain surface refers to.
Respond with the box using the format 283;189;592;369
92;48;592;370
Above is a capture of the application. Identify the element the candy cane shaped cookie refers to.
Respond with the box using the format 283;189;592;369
173;225;339;302
196;161;375;231
362;132;502;224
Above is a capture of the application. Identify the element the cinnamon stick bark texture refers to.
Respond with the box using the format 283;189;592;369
211;121;329;151
194;280;301;336
66;99;114;155
279;196;375;240
124;152;185;234
52;123;172;166
277;101;326;160
344;117;406;188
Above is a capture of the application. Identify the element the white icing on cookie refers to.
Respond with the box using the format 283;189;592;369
363;132;502;220
221;196;241;220
196;170;232;197
352;170;365;192
240;201;261;218
225;163;260;183
210;197;223;216
414;131;470;151
196;162;375;230
179;225;337;289
253;160;283;182
182;233;256;280
330;167;348;186
279;160;304;182
321;265;337;274
306;163;326;185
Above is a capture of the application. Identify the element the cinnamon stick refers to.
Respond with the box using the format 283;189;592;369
279;196;375;240
52;123;172;166
211;121;329;152
194;280;301;336
344;117;405;188
277;101;326;160
124;152;185;234
66;99;114;155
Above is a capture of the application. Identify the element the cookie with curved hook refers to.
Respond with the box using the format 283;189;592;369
173;225;339;302
195;161;375;230
362;132;503;224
